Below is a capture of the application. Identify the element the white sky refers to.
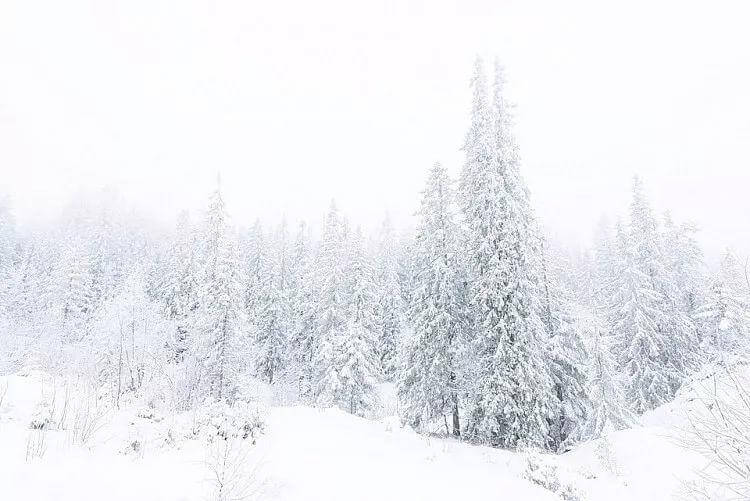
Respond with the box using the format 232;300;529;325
1;0;748;261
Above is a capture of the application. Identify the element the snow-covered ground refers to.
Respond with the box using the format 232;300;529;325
0;369;728;500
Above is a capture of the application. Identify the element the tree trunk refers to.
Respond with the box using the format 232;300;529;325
452;392;461;437
116;321;123;409
449;366;461;437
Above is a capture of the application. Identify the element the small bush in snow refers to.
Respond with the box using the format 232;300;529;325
122;438;143;457
29;401;54;430
523;451;585;501
191;399;265;444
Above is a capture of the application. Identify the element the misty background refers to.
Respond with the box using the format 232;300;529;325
1;0;748;262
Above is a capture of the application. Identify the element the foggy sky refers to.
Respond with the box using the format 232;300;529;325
1;0;748;262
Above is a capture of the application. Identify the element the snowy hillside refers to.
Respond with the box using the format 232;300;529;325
2;368;738;501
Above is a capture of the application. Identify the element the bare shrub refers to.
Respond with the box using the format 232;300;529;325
67;388;108;447
188;399;270;500
205;438;267;501
677;365;750;499
44;379;71;430
56;383;70;430
25;429;47;462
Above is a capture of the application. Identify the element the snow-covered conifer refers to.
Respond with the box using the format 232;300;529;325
583;325;634;439
253;220;293;384
697;250;749;355
374;215;404;378
609;179;694;413
194;186;248;402
459;57;554;448
398;162;467;436
289;221;318;397
541;247;591;450
338;227;380;416
243;219;269;319
162;211;199;360
312;201;349;406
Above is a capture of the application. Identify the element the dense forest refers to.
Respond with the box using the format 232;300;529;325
1;58;747;456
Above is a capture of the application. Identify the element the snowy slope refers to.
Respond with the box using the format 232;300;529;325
0;370;728;501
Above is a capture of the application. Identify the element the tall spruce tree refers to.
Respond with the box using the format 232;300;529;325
195;185;247;402
162;211;199;360
338;227;381;416
57;236;97;339
243;219;268;319
289;221;317;397
312;201;349;407
398;162;467;436
374;215;404;378
254;220;293;384
610;217;668;414
609;178;693;413
459;57;554;448
541;246;591;450
0;197;15;315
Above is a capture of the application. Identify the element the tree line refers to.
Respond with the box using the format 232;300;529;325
0;57;747;452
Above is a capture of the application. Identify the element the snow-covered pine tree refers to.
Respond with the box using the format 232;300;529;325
631;178;693;411
592;217;619;315
162;211;199;360
658;213;702;372
312;201;349;407
337;227;380;416
609;217;667;414
5;241;51;323
0;196;15;315
583;324;634;439
374;215;404;378
253;219;293;384
395;230;417;320
662;214;705;319
56;236;97;340
289;221;318;398
398;162;467;436
540;244;591;450
697;249;749;356
194;185;247;403
609;179;694;414
84;210;125;310
459;57;554;448
243;219;268;321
